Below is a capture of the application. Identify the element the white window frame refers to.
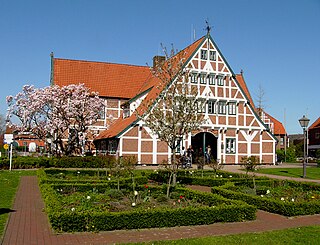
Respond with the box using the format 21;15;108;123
201;49;207;60
189;73;198;84
208;74;215;85
197;99;206;113
226;138;236;154
209;51;216;61
228;102;237;115
207;100;216;114
200;73;206;84
217;75;224;86
217;101;226;114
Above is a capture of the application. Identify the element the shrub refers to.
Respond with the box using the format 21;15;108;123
211;185;320;216
39;180;256;232
0;155;117;169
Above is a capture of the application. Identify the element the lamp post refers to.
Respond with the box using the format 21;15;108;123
298;115;310;178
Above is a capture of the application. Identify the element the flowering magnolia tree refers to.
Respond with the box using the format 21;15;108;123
6;84;105;156
139;45;204;193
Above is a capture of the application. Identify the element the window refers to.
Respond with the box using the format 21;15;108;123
200;49;207;60
207;100;216;114
217;75;224;86
123;104;130;118
228;102;236;115
98;105;105;119
226;138;236;154
217;101;226;114
209;51;216;61
189;73;198;83
208;74;215;85
175;138;182;153
200;73;206;84
108;140;117;154
197;99;206;113
280;137;284;146
316;132;320;139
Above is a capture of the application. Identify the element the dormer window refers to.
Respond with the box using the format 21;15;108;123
200;50;207;60
209;51;216;61
122;104;130;118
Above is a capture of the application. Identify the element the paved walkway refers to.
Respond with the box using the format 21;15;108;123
2;172;320;245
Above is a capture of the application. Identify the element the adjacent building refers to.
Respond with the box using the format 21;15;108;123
308;117;320;157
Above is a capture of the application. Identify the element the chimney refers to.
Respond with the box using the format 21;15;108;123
153;55;165;68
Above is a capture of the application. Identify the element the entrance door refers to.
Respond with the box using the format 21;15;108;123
191;132;217;160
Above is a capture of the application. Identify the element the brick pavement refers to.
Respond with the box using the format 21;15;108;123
1;174;320;245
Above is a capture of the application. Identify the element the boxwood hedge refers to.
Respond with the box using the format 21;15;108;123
39;182;256;232
211;186;320;216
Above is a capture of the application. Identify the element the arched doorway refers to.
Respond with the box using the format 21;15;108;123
191;132;217;161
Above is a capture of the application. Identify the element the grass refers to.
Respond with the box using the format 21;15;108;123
256;167;320;180
0;170;36;238
130;225;320;245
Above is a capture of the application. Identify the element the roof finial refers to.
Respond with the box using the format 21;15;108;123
240;69;244;75
205;19;212;35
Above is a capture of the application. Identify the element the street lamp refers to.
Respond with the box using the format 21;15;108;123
298;115;310;178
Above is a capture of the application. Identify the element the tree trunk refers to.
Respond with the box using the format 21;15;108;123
166;171;173;198
171;148;177;187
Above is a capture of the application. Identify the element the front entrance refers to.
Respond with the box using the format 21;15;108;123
191;132;217;161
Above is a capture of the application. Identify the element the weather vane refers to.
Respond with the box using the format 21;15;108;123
205;19;212;34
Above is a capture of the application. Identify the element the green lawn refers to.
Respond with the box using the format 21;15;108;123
132;226;320;245
256;167;320;180
0;170;36;238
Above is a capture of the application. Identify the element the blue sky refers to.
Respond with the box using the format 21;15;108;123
1;0;319;134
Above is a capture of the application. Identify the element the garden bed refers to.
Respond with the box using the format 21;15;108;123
38;170;256;232
211;180;320;216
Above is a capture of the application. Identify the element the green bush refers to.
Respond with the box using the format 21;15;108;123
211;186;320;216
0;155;117;169
39;180;256;232
49;203;256;232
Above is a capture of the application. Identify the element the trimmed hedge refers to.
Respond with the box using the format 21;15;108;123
211;186;320;216
49;204;256;232
39;181;256;232
0;155;116;169
178;176;271;187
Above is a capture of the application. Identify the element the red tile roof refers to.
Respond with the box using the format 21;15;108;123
96;36;205;139
53;59;152;99
97;113;138;139
236;74;255;108
263;111;287;135
309;117;320;130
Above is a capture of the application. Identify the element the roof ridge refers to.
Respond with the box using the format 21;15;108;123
54;57;149;69
309;117;320;129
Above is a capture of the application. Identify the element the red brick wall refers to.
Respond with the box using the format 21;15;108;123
122;139;138;152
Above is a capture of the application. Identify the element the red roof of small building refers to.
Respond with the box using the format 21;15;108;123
263;111;286;135
309;117;320;130
53;59;152;99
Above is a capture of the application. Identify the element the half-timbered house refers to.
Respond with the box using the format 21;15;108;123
52;33;277;164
